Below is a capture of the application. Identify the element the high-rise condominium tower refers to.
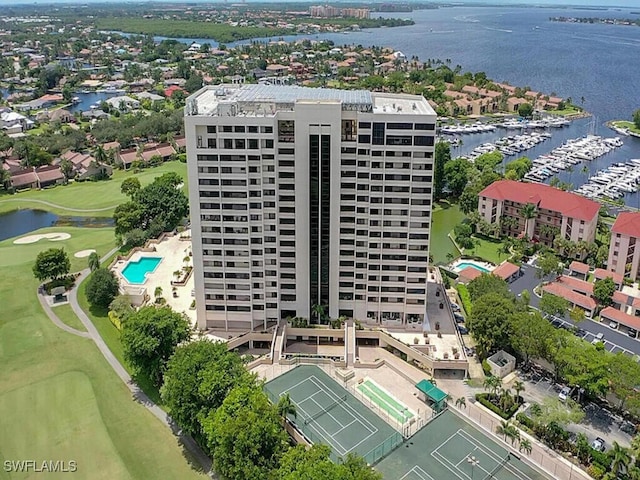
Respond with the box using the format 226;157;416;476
184;84;436;331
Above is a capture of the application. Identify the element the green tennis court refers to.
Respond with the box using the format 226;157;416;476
265;365;402;464
357;378;414;424
376;409;550;480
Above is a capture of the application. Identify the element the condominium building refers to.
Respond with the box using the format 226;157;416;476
184;84;436;331
478;180;599;247
608;212;640;281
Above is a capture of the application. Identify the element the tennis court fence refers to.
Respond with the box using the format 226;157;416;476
264;387;404;465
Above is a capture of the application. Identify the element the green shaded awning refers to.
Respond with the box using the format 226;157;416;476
416;379;448;403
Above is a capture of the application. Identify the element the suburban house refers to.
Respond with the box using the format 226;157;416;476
116;143;176;169
105;95;140;111
0;109;33;133
58;151;113;180
607;212;640;282
9;165;64;190
478;180;600;248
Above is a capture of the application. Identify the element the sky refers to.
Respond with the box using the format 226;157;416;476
0;0;638;7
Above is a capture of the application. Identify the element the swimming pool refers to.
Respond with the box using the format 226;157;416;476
455;262;490;273
121;256;162;284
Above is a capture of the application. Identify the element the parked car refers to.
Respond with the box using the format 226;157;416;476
551;319;562;328
457;325;469;335
450;302;461;312
609;320;619;329
559;386;571;402
454;313;465;323
595;332;604;341
628;329;637;338
591;437;606;452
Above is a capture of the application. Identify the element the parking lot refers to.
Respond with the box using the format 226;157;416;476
517;366;634;449
543;313;637;357
509;263;640;357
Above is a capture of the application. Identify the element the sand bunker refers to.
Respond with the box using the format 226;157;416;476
13;232;71;245
74;249;96;258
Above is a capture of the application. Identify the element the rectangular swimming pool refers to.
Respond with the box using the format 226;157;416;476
121;256;162;284
455;262;490;273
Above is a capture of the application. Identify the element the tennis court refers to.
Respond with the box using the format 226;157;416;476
265;365;401;463
376;409;550;480
357;378;414;424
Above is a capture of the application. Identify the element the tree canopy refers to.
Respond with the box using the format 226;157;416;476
468;292;516;357
85;268;120;308
276;444;382;480
536;251;563;279
121;306;192;385
633;108;640;130
32;248;70;282
201;384;289;480
539;292;569;318
467;273;511;302
114;172;188;241
161;339;254;441
593;277;616;306
518;102;534;118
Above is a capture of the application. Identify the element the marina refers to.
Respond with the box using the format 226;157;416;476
524;135;624;183
575;160;640;201
464;131;551;162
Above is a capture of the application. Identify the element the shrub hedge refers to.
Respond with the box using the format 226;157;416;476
475;393;520;420
456;283;472;315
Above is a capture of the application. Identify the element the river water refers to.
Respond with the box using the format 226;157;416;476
112;5;640;205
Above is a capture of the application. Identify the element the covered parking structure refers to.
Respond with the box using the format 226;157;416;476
600;307;640;338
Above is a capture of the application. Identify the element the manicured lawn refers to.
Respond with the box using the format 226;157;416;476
0;227;206;480
467;235;505;264
0;161;187;217
51;303;87;332
431;201;465;264
612;120;640;135
78;271;164;407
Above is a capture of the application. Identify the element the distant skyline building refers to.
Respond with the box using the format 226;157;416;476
184;84;436;331
309;5;370;19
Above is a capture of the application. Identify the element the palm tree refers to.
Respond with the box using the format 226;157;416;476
87;251;100;272
277;393;297;423
499;388;513;412
312;303;326;324
520;203;538;239
581;164;590;176
94;145;108;165
519;438;532;455
154;286;163;303
507;425;521;446
455;397;467;409
513;381;525;403
611;441;632;476
483;376;502;396
496;420;511;441
575;433;592;465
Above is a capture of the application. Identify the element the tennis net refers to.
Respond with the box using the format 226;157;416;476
483;454;510;480
304;394;348;425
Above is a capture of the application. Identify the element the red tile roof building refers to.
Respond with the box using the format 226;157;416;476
608;212;640;281
478;180;599;249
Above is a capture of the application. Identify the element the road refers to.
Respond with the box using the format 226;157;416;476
509;263;640;357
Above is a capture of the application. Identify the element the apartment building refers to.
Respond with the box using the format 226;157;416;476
184;84;436;331
478;180;599;247
608;212;640;281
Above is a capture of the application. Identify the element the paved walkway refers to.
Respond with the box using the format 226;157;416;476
38;247;213;476
0;198;118;212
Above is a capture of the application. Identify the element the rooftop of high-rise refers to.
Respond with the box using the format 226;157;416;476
185;84;435;117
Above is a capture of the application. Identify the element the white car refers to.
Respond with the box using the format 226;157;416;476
591;437;606;452
558;386;571;402
609;321;619;329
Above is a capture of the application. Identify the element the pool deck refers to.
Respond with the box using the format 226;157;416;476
112;232;198;329
450;259;495;274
